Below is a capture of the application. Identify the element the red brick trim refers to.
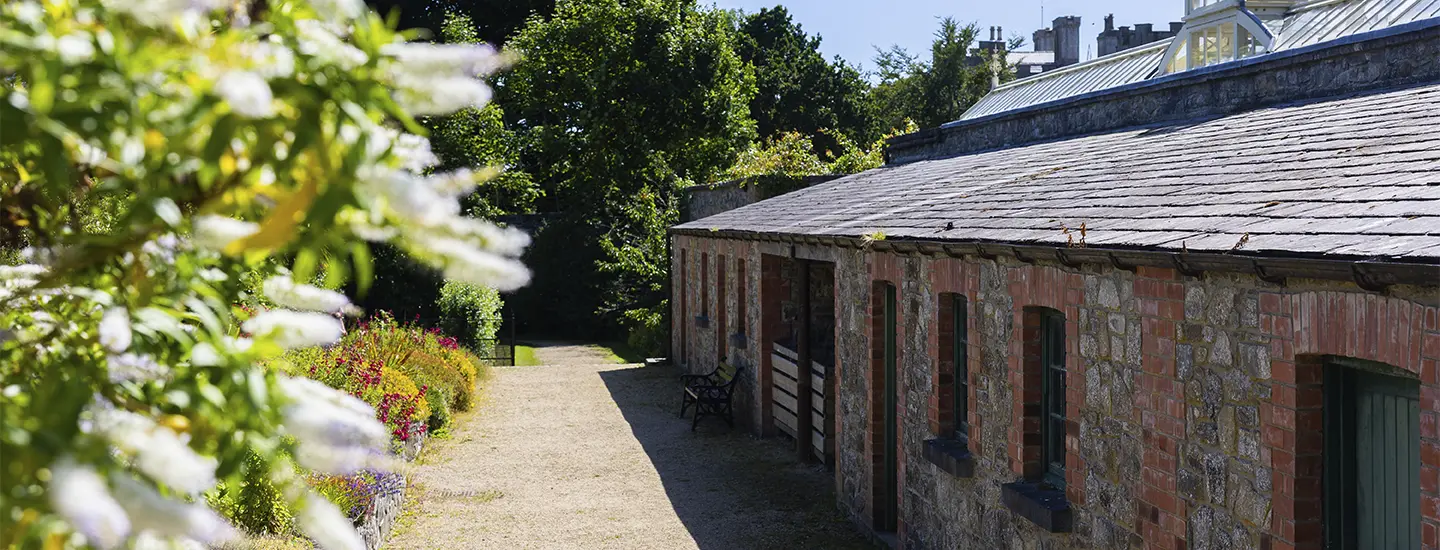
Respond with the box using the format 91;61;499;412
679;247;688;366
1005;266;1086;505
930;259;981;455
1133;266;1187;549
1263;291;1440;550
869;278;899;531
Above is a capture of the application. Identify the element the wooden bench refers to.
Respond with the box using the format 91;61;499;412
678;362;743;431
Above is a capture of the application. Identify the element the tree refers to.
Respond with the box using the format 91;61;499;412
869;17;1014;130
364;0;555;44
734;6;875;155
500;0;755;337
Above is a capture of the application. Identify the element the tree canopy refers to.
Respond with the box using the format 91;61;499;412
499;0;756;336
734;7;875;155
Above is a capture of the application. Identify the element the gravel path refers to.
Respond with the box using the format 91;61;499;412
386;343;875;550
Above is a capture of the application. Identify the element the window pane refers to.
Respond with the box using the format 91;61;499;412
1040;310;1066;487
1218;23;1236;63
953;295;969;442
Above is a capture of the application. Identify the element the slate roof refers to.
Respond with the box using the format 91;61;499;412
675;83;1440;261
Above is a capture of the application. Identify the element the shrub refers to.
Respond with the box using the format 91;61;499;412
622;301;668;358
436;280;504;352
214;451;295;536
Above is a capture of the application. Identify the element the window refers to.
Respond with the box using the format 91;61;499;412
1160;8;1271;75
700;253;709;318
1324;359;1420;549
1040;310;1066;489
938;294;969;444
1188;0;1225;13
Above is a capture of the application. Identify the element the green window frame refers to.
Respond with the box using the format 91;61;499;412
1040;310;1066;489
950;294;970;445
1323;359;1420;549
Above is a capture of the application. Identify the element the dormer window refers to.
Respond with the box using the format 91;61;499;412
1161;1;1274;75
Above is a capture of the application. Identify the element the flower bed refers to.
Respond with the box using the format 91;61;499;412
210;313;486;544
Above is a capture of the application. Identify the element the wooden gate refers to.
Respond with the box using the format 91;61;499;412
771;342;826;462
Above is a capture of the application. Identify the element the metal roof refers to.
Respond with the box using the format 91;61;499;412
1274;0;1440;50
957;0;1440;123
956;40;1169;122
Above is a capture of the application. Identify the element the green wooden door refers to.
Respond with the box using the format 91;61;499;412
1325;363;1420;549
1354;372;1419;549
882;284;898;533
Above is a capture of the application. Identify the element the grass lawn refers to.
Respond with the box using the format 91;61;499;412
514;345;540;366
597;341;648;364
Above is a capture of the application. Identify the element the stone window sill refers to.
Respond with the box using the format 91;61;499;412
1000;481;1072;533
923;439;974;478
694;315;710;328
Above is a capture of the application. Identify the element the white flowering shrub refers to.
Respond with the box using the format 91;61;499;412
0;1;527;548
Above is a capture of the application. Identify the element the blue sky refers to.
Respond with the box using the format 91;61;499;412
709;0;1185;73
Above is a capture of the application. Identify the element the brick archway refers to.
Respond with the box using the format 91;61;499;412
1261;291;1439;549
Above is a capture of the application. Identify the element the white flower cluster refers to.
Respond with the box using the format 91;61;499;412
90;407;218;496
0;263;45;300
297;492;366;550
192;214;259;251
263;276;351;313
278;376;391;472
216;70;275;119
382;43;503;115
98;0;226;32
355;165;531;290
50;402;236;549
107;353;170;384
242;310;346;350
296;19;368;69
49;458;237;550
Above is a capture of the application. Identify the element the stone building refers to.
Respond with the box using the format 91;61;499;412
1097;14;1184;57
982;17;1083;79
670;1;1440;548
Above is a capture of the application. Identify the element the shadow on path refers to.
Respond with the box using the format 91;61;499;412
598;363;876;550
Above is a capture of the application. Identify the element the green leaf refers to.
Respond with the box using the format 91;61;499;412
291;248;319;283
350;242;373;296
246;369;268;410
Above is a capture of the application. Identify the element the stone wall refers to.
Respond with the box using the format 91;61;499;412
671;233;1440;549
682;176;842;223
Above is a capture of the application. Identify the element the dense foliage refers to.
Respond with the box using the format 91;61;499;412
734;7;876;155
0;0;524;548
500;0;756;338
